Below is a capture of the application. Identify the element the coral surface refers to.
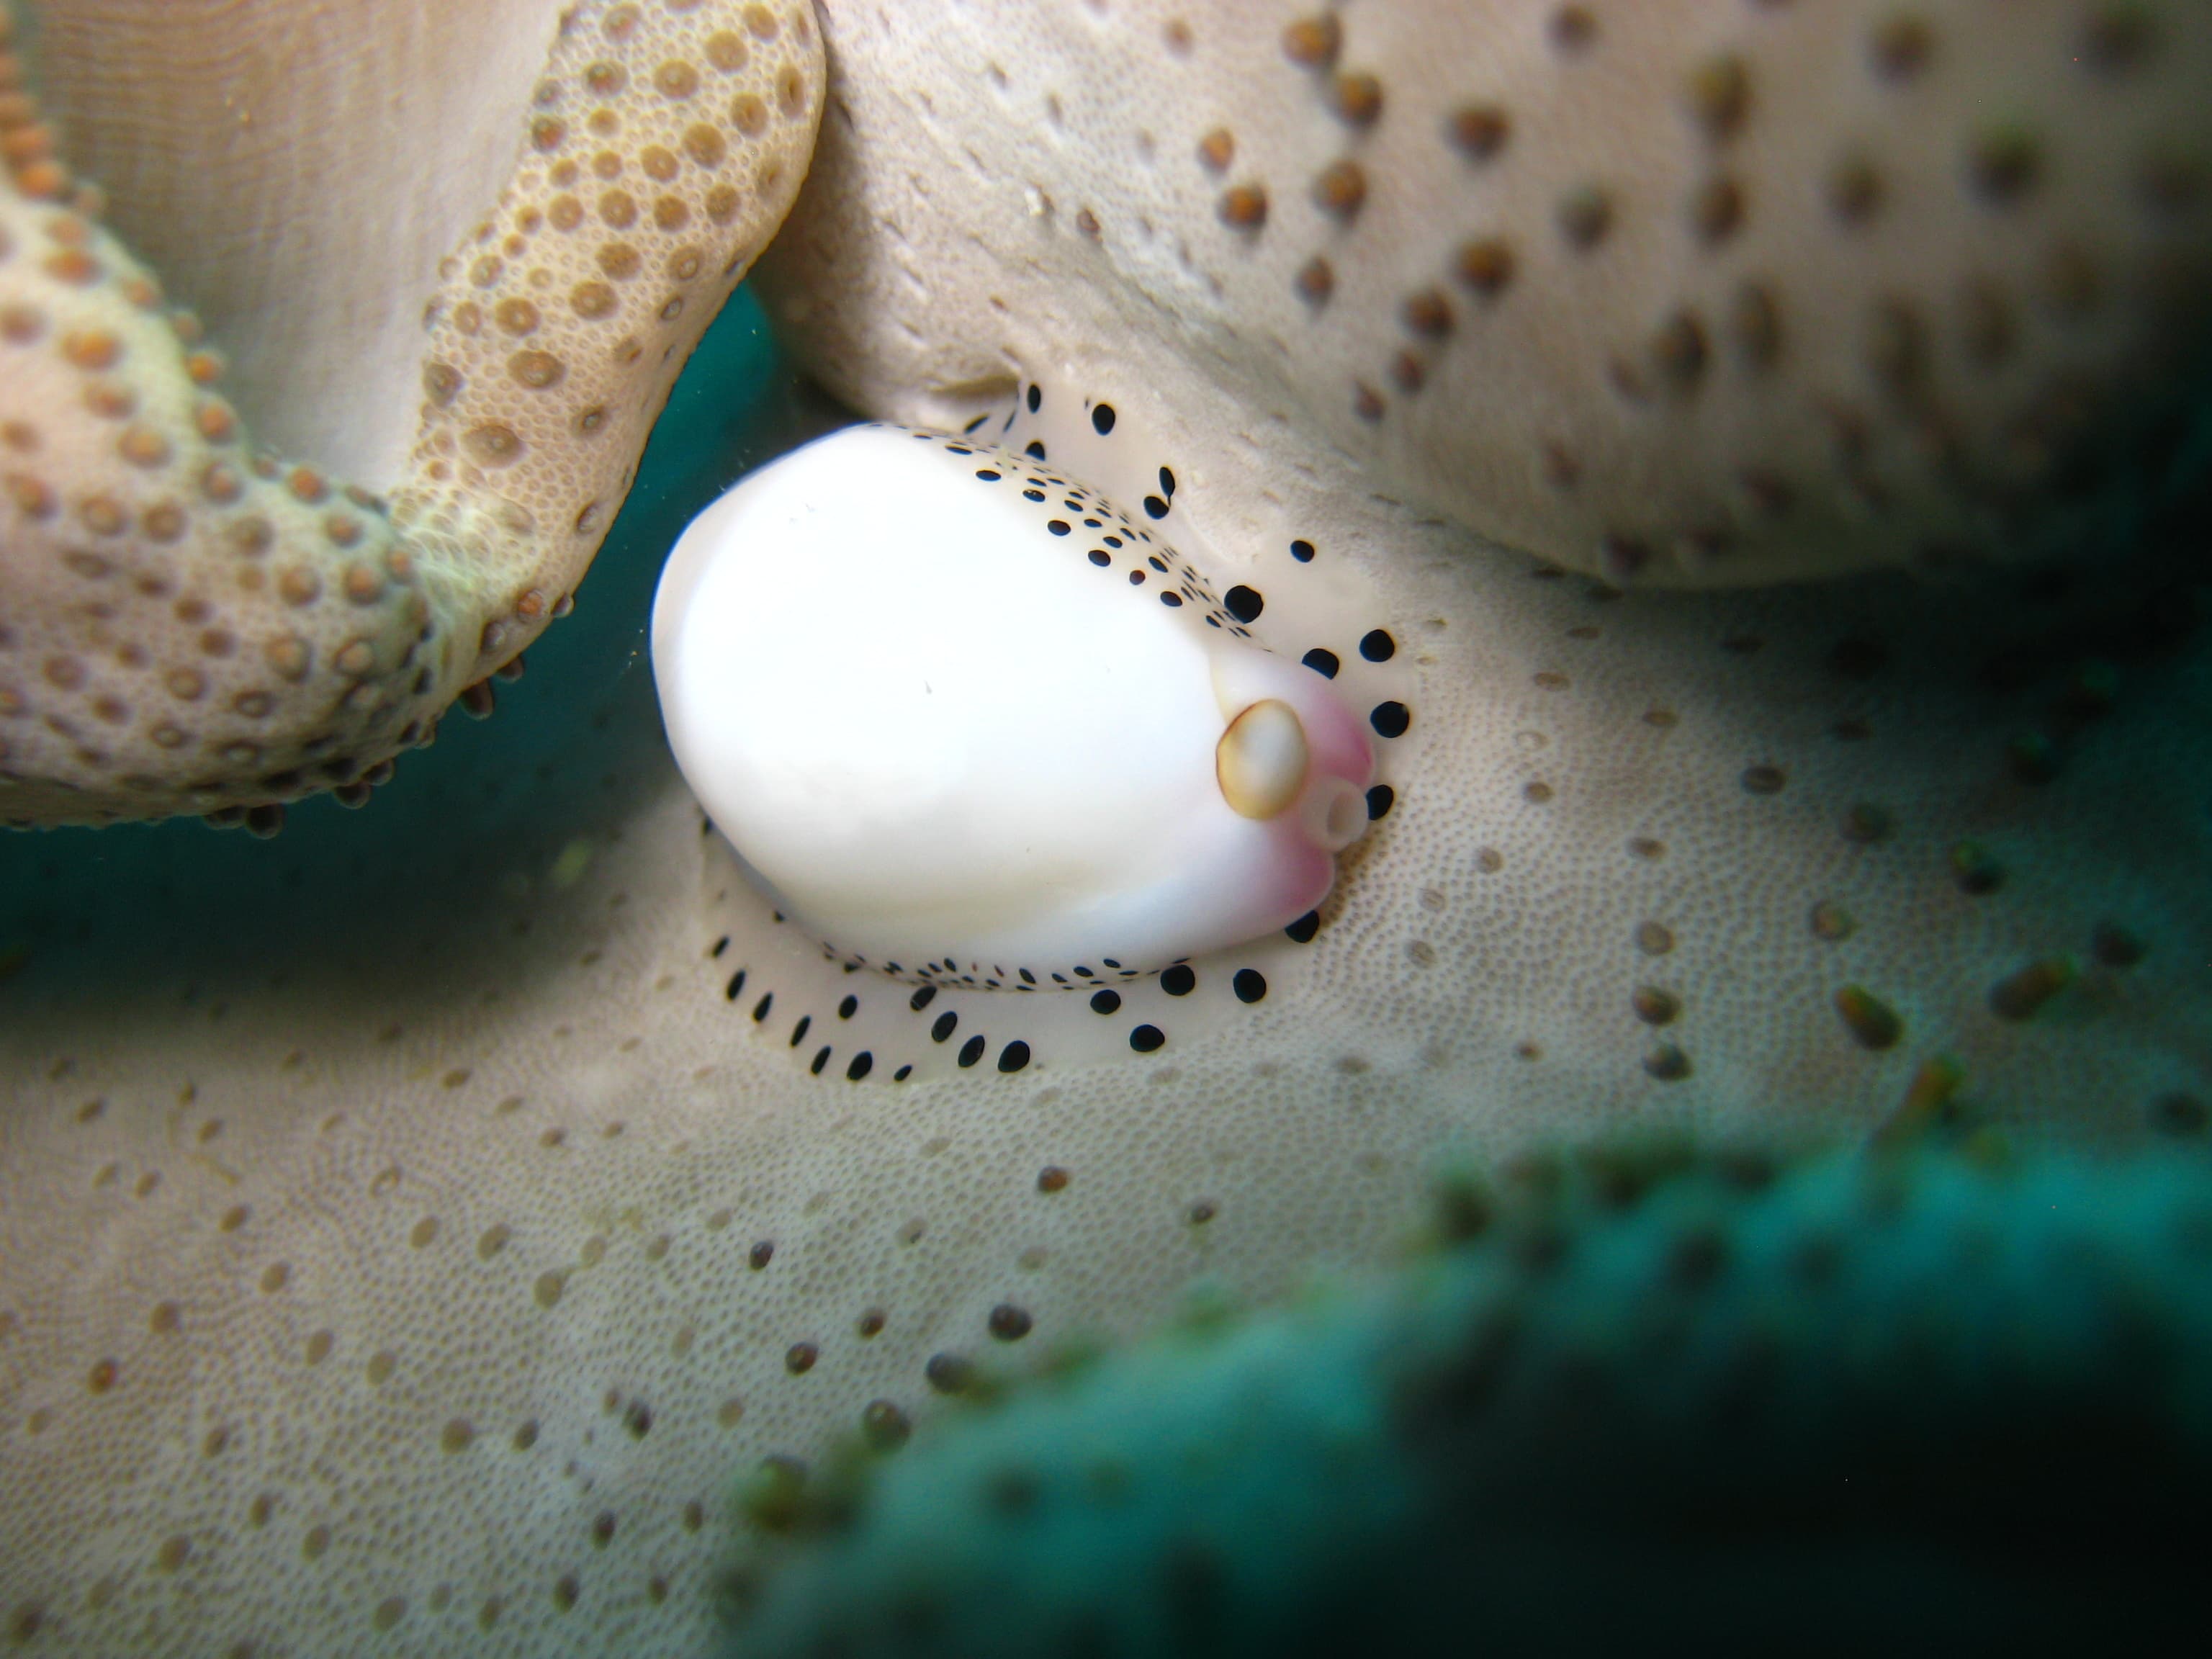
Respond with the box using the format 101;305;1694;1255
729;1138;2212;1658
760;0;2212;585
0;4;2208;1656
1;0;821;822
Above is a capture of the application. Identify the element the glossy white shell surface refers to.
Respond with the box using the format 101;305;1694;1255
652;424;1372;979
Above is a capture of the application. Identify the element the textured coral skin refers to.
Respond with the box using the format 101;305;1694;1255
757;0;2212;587
1;301;2206;1659
0;6;2209;1657
729;1139;2212;1658
1;0;822;824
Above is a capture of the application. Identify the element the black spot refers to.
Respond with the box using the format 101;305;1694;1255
1148;555;1168;572
1089;550;1112;567
961;414;988;435
1359;629;1397;662
1018;968;1037;986
1144;495;1169;518
1023;488;1046;502
1160;591;1183;607
1090;989;1123;1015
790;1015;811;1047
925;1352;974;1394
810;1046;831;1075
1102;535;1123;547
1027;384;1042;413
1303;647;1341;678
724;969;747;1002
958;1035;987;1068
893;1064;914;1082
1025;440;1047;460
1048;520;1071;536
848;1051;874;1081
1092;403;1117;435
932;1011;958;1043
998;1041;1031;1074
1370;701;1411;739
1159;466;1177;497
1232;969;1267;1004
837;994;858;1020
910;985;937;1011
975;469;1002;482
1224;585;1264;624
1285;911;1321;943
1130;1025;1166;1053
752;993;773;1022
1367;784;1395;819
1290;538;1316;562
1161;965;1197;997
711;935;730;957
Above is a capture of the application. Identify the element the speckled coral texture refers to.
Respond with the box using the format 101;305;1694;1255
4;364;2209;1653
729;1142;2212;1658
760;0;2212;585
3;3;2211;1655
2;0;820;822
